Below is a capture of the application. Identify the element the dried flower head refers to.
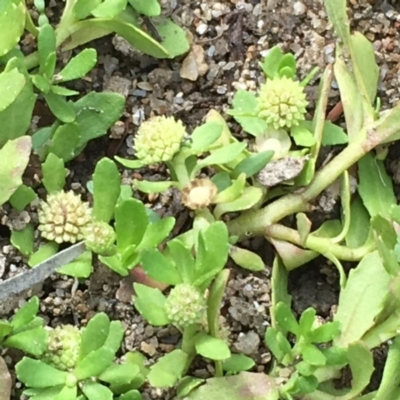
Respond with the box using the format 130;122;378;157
83;221;116;256
38;191;92;244
165;284;207;328
257;76;308;129
134;116;186;164
42;325;81;371
181;179;218;210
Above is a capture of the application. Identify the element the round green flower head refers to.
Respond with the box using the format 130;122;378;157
257;76;308;129
165;284;206;328
134;116;186;164
43;325;81;371
83;221;116;256
38;191;92;244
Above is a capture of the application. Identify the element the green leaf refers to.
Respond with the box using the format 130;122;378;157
99;254;128;276
38;24;56;78
278;54;296;77
290;124;315;147
73;0;102;19
92;158;121;222
259;46;284;78
193;222;229;287
321;121;349;146
133;179;173;193
9;184;37;211
189;122;223;153
0;1;25;57
0;68;25;112
228;246;265;272
79;313;110;361
309;321;341;343
229;90;258;115
324;0;351;49
198;142;247;169
47;122;81;162
334;251;391;347
167;239;195;284
345;196;370;248
213;187;263;220
222;354;255;373
11;296;39;329
10;224;35;256
358;153;396;219
231;151;273;179
115;199;148;252
301;343;326;366
0;136;31;206
81;381;113;400
194;333;230;361
213;174;246;204
73;92;125;147
275;302;300;335
44;92;76;123
235;116;268;137
42;153;67;194
91;0;128;18
265;328;292;364
0;321;13;339
4;326;47;356
152;19;190;58
136;217;175;251
55;49;97;83
104;321;124;354
133;283;169;326
128;0;160;16
56;251;93;278
28;242;59;267
298;308;316;336
140;249;181;285
50;85;79;97
117;390;143;400
32;74;51;93
74;347;115;380
147;349;188;388
15;358;67;387
99;362;140;386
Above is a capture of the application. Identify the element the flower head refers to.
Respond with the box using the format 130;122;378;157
181;179;218;210
83;221;116;256
38;191;92;244
134;116;186;164
165;284;207;328
257;76;308;129
43;325;81;371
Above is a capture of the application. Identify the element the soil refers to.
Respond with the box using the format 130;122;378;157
1;0;400;399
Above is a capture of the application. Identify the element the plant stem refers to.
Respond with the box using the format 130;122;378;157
227;107;400;241
181;324;198;373
265;224;374;262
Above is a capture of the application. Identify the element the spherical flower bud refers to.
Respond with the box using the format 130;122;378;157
38;191;92;244
83;221;116;256
43;325;81;371
181;179;218;210
134;116;186;164
257;76;308;129
165;284;206;328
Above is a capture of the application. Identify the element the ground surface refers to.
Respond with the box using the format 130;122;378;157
2;0;400;398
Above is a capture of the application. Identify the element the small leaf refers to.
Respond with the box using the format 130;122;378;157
79;313;110;361
298;308;316;336
16;358;67;387
290;124;315;147
136;217;175;251
259;46;284;78
4;327;47;356
74;347;115;380
128;0;161;16
0;68;25;112
189;122;223;153
194;333;230;361
133;179;174;193
11;297;39;330
301;343;326;366
322;121;349;145
197;142;247;168
73;0;102;19
231;151;274;179
50;85;79;96
55;49;97;83
81;380;113;400
56;251;93;278
38;24;56;78
11;224;35;256
147;349;188;388
44;92;76;123
91;0;128;18
92;158;121;223
278;54;296;77
229;90;258;116
0;1;25;57
213;174;246;204
228;246;264;272
133;283;169;326
9;185;37;211
275;302;300;335
358;153;396;219
167;239;195;284
0;136;31;206
99;363;140;386
28;242;59;267
234;116;268;137
47;122;81;162
42;153;67;194
309;321;341;343
222;354;255;373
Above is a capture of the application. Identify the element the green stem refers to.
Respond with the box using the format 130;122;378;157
227;108;400;241
181;324;198;373
265;224;374;262
374;335;400;400
168;153;191;187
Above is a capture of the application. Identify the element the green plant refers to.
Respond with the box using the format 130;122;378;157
16;312;145;399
